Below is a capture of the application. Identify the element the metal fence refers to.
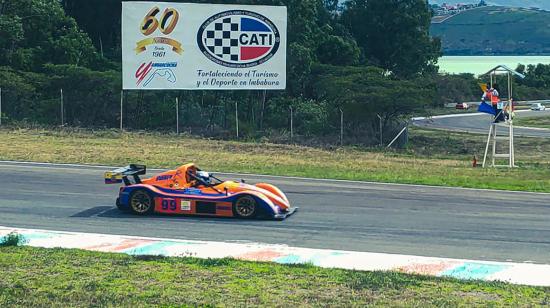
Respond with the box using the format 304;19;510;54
0;87;409;148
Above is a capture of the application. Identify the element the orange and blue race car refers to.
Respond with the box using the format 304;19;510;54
105;163;296;220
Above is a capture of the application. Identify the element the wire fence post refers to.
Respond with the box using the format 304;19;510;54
120;90;124;131
0;88;2;126
176;97;179;135
339;108;344;146
377;114;383;146
60;89;64;126
235;101;239;138
289;106;293;141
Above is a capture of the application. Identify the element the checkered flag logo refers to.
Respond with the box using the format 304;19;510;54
203;17;241;62
197;10;281;68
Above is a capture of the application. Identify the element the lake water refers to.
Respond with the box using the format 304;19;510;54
438;56;550;75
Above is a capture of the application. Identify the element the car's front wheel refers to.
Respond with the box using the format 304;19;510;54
233;195;258;219
129;189;155;215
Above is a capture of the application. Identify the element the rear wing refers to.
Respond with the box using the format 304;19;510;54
104;164;146;185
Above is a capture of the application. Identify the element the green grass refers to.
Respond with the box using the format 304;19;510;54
0;246;548;306
515;115;550;129
1;127;550;192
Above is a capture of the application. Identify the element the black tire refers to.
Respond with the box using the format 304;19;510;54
116;198;127;212
128;189;155;215
233;195;258;219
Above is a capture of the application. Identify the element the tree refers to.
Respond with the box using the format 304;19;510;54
317;34;360;66
287;43;314;95
0;0;99;71
61;0;121;59
310;64;432;142
521;64;550;89
323;0;339;13
0;14;23;66
342;0;441;77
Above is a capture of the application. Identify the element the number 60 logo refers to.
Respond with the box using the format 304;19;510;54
141;7;179;36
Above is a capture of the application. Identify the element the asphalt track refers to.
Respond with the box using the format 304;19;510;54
413;110;550;138
1;161;549;264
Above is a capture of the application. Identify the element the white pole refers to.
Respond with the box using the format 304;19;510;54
482;124;493;168
509;72;513;103
235;101;239;138
511;123;516;167
387;126;408;148
508;122;514;168
290;106;293;141
176;97;179;135
120;91;123;131
0;88;2;126
60;89;64;126
492;124;497;167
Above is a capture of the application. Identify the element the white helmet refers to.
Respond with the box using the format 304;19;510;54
196;171;211;185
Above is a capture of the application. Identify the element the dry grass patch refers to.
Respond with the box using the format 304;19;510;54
1;127;550;192
515;115;550;129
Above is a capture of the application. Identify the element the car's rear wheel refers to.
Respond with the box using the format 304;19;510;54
233;195;257;219
116;197;128;212
129;190;155;215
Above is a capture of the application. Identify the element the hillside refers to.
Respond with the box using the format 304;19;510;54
431;6;550;55
429;1;550;11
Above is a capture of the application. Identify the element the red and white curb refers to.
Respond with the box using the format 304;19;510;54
1;226;550;287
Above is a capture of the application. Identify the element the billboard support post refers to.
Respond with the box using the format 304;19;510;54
289;106;293;141
235;101;239;138
176;97;179;135
120;91;123;131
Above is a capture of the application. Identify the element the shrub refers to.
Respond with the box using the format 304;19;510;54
0;232;27;247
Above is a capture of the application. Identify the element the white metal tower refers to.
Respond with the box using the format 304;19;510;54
481;65;525;168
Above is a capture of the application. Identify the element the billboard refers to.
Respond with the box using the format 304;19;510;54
122;2;287;90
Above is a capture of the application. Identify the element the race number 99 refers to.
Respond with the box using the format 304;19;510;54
161;199;177;211
141;7;180;36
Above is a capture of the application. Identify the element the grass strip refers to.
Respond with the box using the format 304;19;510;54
0;246;549;306
515;115;550;129
0;127;549;192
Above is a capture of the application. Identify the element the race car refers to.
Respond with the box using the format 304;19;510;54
104;163;296;220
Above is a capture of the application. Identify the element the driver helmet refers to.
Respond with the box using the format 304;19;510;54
196;171;211;185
